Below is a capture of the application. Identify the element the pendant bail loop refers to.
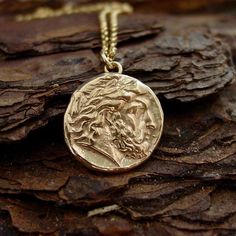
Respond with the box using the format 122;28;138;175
101;51;123;74
104;61;123;74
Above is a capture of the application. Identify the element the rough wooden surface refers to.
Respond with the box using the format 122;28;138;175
1;81;236;235
1;0;236;14
0;1;236;235
0;13;235;142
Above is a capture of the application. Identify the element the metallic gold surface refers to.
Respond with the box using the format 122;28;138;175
64;73;164;172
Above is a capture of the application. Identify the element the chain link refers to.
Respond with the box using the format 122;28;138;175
16;2;133;73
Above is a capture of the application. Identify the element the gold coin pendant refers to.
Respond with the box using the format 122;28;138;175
64;73;164;172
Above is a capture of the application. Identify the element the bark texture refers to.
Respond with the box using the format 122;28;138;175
0;1;236;235
0;13;235;142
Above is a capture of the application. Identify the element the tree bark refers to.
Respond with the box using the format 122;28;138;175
0;13;235;142
0;1;236;236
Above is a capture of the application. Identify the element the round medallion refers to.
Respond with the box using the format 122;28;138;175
64;73;164;172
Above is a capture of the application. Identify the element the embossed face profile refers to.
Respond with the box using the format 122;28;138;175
120;95;156;153
64;73;163;172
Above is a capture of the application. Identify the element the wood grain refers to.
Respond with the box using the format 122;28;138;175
0;13;235;142
0;81;236;235
0;1;236;235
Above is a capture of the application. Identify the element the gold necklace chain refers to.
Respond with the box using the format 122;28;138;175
16;2;133;73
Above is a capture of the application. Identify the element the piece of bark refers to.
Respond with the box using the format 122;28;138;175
156;14;236;58
0;2;236;235
0;78;235;235
0;13;234;142
1;0;236;14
